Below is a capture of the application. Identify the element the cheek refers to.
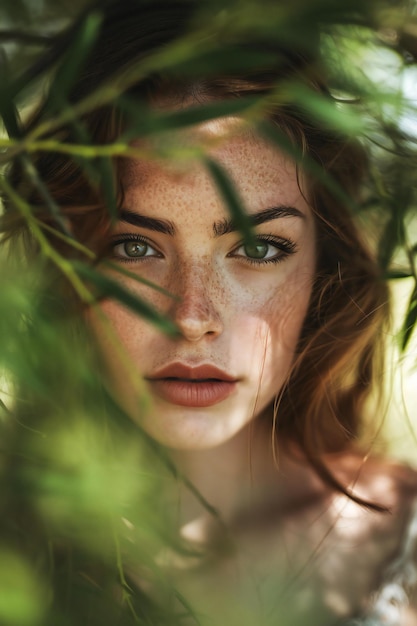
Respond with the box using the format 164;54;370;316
89;299;156;359
86;297;159;404
89;267;173;349
266;276;312;350
232;270;313;393
87;256;314;407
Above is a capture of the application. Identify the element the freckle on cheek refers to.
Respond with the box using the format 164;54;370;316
262;289;308;347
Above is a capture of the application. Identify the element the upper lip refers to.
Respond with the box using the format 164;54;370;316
145;363;238;382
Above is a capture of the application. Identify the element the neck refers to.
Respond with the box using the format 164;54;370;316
167;418;285;534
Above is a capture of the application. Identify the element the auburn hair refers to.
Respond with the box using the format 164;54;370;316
1;0;389;507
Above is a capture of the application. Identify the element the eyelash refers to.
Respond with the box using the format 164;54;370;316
229;235;297;266
109;233;297;265
110;234;161;263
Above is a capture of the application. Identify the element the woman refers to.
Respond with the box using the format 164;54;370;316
1;1;417;624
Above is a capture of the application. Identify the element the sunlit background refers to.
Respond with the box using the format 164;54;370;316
1;1;417;625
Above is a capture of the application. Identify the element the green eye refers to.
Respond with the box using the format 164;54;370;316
123;241;148;257
230;236;296;265
111;237;160;261
243;242;269;259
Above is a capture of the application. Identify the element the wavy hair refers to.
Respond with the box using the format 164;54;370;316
1;0;390;508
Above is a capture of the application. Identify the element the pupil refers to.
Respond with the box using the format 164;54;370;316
244;242;268;259
125;241;147;257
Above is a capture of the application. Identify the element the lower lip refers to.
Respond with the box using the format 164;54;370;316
146;379;237;407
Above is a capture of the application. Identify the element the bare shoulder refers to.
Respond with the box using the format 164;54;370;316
291;453;417;618
327;451;417;511
281;448;417;521
318;452;417;575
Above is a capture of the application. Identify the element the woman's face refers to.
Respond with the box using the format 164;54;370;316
91;118;316;450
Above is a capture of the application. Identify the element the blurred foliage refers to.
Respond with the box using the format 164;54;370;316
0;0;417;624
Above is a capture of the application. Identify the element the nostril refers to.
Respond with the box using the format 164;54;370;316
174;309;223;342
170;276;223;341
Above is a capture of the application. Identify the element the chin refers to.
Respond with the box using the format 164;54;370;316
135;403;254;451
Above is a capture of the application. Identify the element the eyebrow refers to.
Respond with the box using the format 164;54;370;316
119;209;175;235
213;205;305;237
119;204;304;237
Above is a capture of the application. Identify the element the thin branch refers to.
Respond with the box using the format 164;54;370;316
0;176;93;303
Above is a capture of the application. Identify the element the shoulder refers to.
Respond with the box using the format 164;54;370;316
329;454;417;625
321;454;417;591
250;452;417;623
274;449;417;568
320;452;417;554
327;452;417;513
297;454;417;620
240;449;417;621
281;448;417;522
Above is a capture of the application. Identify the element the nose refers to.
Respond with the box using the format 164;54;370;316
170;263;223;342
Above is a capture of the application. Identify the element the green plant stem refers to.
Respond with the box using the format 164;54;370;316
112;522;142;625
34;219;96;259
0;177;93;303
0;138;153;164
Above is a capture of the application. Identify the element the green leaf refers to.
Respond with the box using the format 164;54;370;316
101;261;175;298
0;549;46;626
0;52;72;235
285;83;364;135
172;589;202;626
119;95;259;140
45;11;102;112
384;270;414;280
52;116;119;222
96;156;118;221
204;157;256;245
0;49;21;138
73;262;178;336
161;46;278;77
377;214;404;271
400;285;417;351
257;119;355;209
20;154;73;236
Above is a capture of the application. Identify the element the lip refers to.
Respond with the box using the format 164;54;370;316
145;363;238;407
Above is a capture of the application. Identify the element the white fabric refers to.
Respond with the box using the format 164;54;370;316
345;499;417;625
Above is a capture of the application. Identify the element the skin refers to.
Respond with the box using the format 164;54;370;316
92;119;316;450
89;117;417;624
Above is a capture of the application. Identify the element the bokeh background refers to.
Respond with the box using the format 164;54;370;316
1;1;417;624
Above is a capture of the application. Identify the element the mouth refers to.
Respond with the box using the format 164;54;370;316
145;363;238;407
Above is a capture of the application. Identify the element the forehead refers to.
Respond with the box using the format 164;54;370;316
121;117;306;211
